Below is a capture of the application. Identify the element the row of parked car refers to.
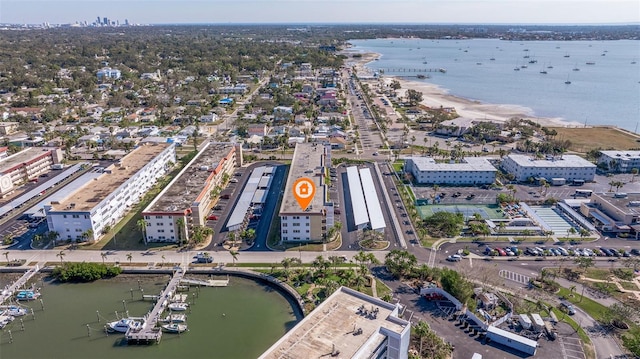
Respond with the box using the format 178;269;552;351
485;245;640;258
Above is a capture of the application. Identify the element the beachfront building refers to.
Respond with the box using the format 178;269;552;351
502;154;596;182
0;147;64;197
404;156;497;185
44;143;175;242
142;142;239;243
259;286;410;359
279;143;329;243
597;151;640;173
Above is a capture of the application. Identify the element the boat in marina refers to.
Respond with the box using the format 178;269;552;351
162;323;188;333
1;305;28;317
107;318;145;333
16;290;40;301
0;315;14;328
167;302;188;311
161;314;187;323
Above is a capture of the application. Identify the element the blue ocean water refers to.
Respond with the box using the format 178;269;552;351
349;38;640;131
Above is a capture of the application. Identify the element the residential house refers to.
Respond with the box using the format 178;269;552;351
0;122;19;135
96;68;121;82
273;106;293;122
199;114;219;123
248;124;267;137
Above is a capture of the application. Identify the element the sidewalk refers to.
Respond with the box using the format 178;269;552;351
554;277;620;307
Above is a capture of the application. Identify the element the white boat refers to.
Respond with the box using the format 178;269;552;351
0;315;14;329
167;302;188;311
162;323;188;333
161;314;187;323
1;306;28;317
107;318;145;333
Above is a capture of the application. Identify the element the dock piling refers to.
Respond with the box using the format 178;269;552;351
20;319;24;331
96;310;100;322
122;300;127;312
86;324;91;337
39;299;44;311
8;330;12;343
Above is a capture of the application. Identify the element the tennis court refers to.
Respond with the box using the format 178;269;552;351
417;204;506;220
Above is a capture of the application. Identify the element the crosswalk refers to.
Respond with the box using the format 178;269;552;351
499;269;531;285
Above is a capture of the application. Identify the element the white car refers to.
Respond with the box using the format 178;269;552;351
446;255;462;262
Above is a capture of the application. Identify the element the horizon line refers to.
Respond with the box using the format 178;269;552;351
4;21;640;27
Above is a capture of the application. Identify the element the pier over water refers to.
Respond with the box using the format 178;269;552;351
126;267;187;344
0;262;44;304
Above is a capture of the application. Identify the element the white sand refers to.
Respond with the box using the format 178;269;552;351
345;51;584;128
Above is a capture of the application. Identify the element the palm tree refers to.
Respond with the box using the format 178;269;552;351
161;255;166;267
126;253;133;264
413;320;430;356
229;250;239;267
101;252;107;264
56;250;65;264
2;251;9;263
136;219;148;243
176;217;186;246
608;180;617;192
631;168;639;182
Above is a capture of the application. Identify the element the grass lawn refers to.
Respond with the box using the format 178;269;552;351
583;268;612;281
392;161;404;173
551;127;640;153
557;286;608;322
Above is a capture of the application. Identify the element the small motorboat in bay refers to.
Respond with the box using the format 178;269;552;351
161;314;187;323
162;323;188;333
167;302;188;311
1;305;28;317
16;290;40;301
107;318;145;333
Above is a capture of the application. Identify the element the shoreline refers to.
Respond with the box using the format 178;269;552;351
345;50;587;128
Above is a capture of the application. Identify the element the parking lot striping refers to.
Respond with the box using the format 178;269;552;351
558;336;586;359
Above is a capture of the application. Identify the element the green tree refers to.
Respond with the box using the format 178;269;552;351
384;250;417;279
101;252;107;264
56;250;66;264
126;253;133;264
413;320;430;356
137;219;148;243
2;251;9;263
229;250;239;266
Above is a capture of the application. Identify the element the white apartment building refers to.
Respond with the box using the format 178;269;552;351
597;151;640;173
142;142;239;243
404;156;497;185
0;147;64;197
502;154;596;182
44;143;175;242
279;143;329;243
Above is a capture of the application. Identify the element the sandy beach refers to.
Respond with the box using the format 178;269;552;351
345;51;584;128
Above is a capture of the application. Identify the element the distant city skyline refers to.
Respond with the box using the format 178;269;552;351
1;0;639;25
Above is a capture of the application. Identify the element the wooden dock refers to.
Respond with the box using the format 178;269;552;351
0;263;44;304
126;267;187;344
180;277;229;287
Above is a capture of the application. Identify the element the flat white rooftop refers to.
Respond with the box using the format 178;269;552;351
50;143;170;212
280;143;326;215
600;150;640;160
259;287;408;359
408;156;497;172
360;168;385;231
506;154;596;168
347;166;369;227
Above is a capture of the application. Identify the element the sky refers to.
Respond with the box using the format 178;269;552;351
1;0;639;25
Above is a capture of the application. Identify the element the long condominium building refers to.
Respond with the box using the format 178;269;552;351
502;154;596;182
0;147;64;197
45;143;175;242
142;142;239;243
279;143;329;243
404;156;497;185
597;151;640;173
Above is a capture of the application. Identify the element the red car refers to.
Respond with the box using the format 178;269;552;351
207;215;218;220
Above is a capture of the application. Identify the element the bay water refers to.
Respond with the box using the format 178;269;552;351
349;38;640;131
0;274;301;359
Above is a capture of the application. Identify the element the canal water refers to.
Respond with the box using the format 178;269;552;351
0;274;301;359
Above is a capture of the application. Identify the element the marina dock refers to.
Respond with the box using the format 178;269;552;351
125;267;187;344
180;277;229;287
0;263;43;304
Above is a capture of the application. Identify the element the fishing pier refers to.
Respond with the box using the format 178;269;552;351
125;267;187;344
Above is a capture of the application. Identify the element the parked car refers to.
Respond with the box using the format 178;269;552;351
560;301;576;315
446;255;462;262
207;215;219;220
